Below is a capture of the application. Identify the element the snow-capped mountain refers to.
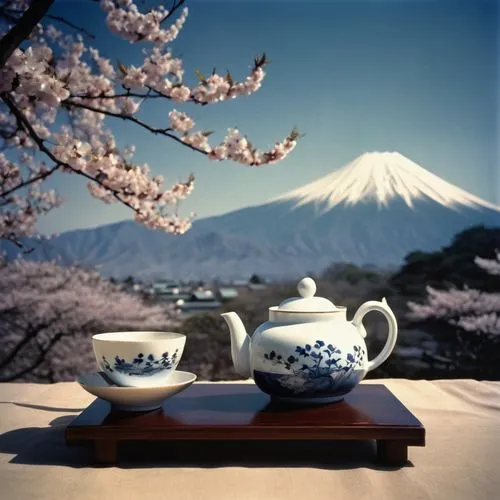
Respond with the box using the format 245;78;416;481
4;152;500;280
274;151;498;211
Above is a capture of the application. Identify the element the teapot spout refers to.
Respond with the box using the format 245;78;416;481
221;312;252;379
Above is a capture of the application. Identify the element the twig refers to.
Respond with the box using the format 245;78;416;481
144;84;206;106
73;88;205;106
72;92;163;100
46;14;95;39
1;93;140;212
3;234;34;251
160;0;186;25
0;307;69;372
1;162;62;198
0;330;64;382
64;98;209;155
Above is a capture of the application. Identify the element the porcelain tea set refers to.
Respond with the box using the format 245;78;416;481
78;277;398;411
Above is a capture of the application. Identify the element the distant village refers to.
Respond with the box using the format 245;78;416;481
119;274;267;317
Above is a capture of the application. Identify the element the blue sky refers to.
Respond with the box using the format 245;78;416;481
37;0;498;234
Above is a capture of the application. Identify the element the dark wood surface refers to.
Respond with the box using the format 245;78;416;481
65;383;425;466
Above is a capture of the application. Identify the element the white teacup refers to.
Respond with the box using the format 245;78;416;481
92;331;186;388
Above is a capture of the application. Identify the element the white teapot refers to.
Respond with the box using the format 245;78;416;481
221;277;397;404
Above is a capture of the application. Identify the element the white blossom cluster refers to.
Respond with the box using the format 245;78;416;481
101;0;188;45
0;0;299;245
475;253;500;276
0;153;63;242
207;127;298;166
407;256;500;337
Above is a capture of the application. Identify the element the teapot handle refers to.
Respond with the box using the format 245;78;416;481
351;298;398;372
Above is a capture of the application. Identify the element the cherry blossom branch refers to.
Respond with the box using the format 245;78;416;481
0;329;64;382
159;0;186;25
73;86;206;106
3;92;198;234
2;93;49;150
407;255;500;342
4;233;24;249
144;84;205;105
45;14;95;40
1;161;61;198
475;253;500;276
2;93;139;210
0;307;72;373
0;0;54;70
72;91;163;100
63;98;208;155
64;99;300;166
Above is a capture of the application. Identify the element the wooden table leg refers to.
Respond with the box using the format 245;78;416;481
94;440;118;465
376;440;408;466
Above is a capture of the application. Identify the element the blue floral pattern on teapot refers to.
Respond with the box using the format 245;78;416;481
254;340;366;399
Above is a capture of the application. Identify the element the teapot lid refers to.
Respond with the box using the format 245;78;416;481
276;277;339;313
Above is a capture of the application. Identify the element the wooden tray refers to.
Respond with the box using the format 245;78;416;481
65;382;425;466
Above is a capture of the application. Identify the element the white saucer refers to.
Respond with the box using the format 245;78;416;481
77;370;197;411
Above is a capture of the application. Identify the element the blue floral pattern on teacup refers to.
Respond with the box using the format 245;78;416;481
101;350;179;376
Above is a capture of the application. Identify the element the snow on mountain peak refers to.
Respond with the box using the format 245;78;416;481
273;151;499;211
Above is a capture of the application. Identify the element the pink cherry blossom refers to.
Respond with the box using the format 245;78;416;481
168;109;195;133
407;255;500;337
121;65;148;89
121;96;141;115
208;128;298;166
475;253;500;276
170;85;191;102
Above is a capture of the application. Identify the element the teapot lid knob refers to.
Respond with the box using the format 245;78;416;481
275;276;338;313
297;277;316;298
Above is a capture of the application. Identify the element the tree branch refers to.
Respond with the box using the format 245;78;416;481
0;311;60;370
72;92;163;100
1;162;62;198
1;93;142;212
64;98;209;155
46;14;95;40
0;0;55;70
0;321;39;372
0;304;74;372
160;0;186;25
0;330;64;382
0;312;98;383
72;86;206;106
